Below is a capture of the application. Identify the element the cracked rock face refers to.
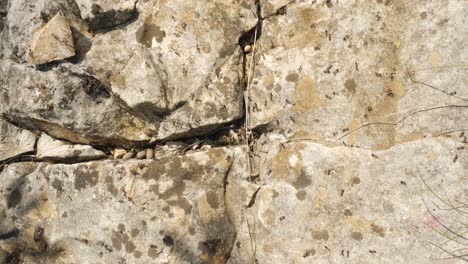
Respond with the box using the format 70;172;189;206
0;147;248;263
0;0;467;263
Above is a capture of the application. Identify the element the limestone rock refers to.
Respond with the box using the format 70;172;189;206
27;11;75;64
84;0;257;140
229;137;467;263
1;0;82;62
0;147;248;263
248;0;468;150
113;148;127;159
37;133;106;162
0;60;155;147
75;0;137;31
0;119;37;161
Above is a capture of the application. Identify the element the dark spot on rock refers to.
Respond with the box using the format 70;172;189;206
343;209;353;216
292;170;312;190
286;72;299;83
198;239;225;263
131;228;140;238
118;224;126;232
7;187;22;209
136;22;166;47
351;177;360;185
420;12;427;19
163;235;174;247
371;223;385;237
105;176;118;196
0;228;20;240
62;211;68;218
296;190;307;200
125;241;136;253
112;232;122;251
189;227;196;236
344;79;357;95
326;0;333;8
272;190;279;198
52;178;63;196
33;227;44;242
134;250;142;258
74;166;99;191
303;248;316;257
351;232;363;241
148;247;159;259
206;190;219;209
312;230;329;241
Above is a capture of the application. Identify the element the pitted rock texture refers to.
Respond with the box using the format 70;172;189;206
0;0;467;263
229;137;467;263
0;147;249;264
248;0;468;150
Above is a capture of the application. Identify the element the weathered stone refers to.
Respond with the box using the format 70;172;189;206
248;0;468;150
136;150;146;159
0;119;37;161
145;148;153;159
1;0;83;62
229;137;467;263
75;0;137;31
0;147;247;263
113;148;127;159
27;11;75;64
83;0;257;140
122;152;135;160
0;60;155;147
37;133;106;162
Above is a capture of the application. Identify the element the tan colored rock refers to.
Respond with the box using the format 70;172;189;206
113;148;127;159
27;11;75;64
145;148;154;159
122;152;135;160
135;150;146;159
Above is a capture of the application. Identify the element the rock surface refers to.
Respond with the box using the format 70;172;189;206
37;133;106;162
0;119;37;161
27;11;75;64
0;147;248;263
0;0;467;263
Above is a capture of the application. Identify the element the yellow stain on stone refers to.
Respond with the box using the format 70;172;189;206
429;50;443;66
293;77;323;113
197;193;223;224
272;144;303;182
341;215;372;233
263;74;275;90
348;118;360;145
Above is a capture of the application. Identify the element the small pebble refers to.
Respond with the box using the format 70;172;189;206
146;149;154;159
122;152;135;160
244;44;252;53
136;150;146;159
113;148;127;159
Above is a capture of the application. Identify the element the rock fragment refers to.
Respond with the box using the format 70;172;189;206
27;11;75;64
136;150;146;159
113;148;127;159
145;148;154;159
37;133;106;162
0;119;37;161
122;152;135;160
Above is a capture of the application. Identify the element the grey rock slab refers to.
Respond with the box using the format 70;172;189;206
0;119;37;161
37;133;106;162
0;59;156;147
228;136;467;263
248;0;468;150
0;147;249;263
27;11;75;65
